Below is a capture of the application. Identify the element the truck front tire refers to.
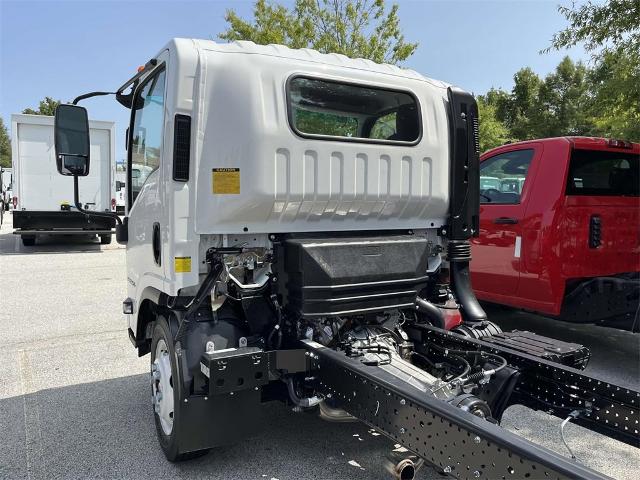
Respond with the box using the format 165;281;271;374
150;315;210;462
21;235;36;246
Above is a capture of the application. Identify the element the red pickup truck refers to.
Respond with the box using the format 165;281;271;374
471;137;639;330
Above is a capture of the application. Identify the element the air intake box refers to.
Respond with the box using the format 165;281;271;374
274;235;431;318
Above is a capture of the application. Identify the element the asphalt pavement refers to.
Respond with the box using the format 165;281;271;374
0;211;638;480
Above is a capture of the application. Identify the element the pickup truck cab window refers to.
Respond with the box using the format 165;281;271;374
480;149;534;204
129;67;167;206
567;149;639;196
287;76;421;144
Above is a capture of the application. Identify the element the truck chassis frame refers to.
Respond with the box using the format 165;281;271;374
300;325;638;479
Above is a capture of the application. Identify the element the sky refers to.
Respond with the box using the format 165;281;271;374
0;0;589;161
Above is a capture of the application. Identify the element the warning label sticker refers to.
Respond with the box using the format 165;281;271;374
174;257;192;273
212;168;240;194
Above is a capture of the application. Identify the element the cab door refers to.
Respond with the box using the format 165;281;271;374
126;53;169;299
471;147;538;297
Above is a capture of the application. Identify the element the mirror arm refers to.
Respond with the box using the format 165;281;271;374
72;91;115;105
73;175;122;226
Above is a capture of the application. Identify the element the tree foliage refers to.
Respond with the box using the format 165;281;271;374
546;0;640;57
478;51;639;153
533;0;640;143
476;96;510;153
0;118;10;168
586;49;640;140
219;0;417;64
22;97;60;116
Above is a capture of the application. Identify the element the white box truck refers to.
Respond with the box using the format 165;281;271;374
11;114;116;245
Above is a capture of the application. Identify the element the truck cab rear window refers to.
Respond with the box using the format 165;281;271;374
567;149;639;196
287;76;421;144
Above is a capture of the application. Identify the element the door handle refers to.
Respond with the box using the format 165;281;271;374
494;217;518;225
152;222;161;266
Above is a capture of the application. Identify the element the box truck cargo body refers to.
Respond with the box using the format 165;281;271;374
11;114;116;245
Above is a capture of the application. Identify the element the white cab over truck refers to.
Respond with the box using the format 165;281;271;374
11;114;116;245
53;39;638;479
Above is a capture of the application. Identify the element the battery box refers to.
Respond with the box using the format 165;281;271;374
484;330;590;370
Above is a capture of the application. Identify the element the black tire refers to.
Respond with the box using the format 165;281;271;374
150;316;210;462
21;235;36;247
100;234;112;245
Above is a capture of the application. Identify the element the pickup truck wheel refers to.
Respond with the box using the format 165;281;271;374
150;316;209;462
100;234;112;245
21;235;36;247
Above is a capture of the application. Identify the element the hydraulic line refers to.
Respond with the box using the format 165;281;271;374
425;341;508;375
285;377;321;408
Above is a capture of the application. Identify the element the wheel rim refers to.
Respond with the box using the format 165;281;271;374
152;338;174;435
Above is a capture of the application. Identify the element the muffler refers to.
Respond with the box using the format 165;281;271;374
318;400;357;422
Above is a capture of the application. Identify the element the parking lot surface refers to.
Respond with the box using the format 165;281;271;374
0;212;638;480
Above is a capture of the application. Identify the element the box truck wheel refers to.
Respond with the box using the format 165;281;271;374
100;234;112;245
150;315;210;462
21;235;36;247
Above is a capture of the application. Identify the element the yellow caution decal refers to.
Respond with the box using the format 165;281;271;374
174;256;192;273
212;168;240;194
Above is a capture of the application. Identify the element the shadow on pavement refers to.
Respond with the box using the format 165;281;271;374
0;213;104;255
0;374;437;480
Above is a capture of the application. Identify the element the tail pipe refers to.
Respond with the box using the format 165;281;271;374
448;240;487;323
384;450;422;480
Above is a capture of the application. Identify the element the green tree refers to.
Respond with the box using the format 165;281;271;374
0;118;10;168
546;0;640;141
506;67;544;140
547;0;640;58
476;95;510;153
485;58;595;142
22;97;60;116
219;0;418;65
537;57;593;137
586;49;640;140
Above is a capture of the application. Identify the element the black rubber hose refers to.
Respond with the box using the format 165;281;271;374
445;354;471;383
450;260;487;323
285;377;321;408
415;297;445;328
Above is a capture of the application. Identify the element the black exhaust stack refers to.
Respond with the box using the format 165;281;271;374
445;87;487;323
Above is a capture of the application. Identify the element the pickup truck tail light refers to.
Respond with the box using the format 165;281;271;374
111;198;116;211
589;214;601;248
12;196;17;208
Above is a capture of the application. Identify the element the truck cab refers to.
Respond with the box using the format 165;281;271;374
472;137;640;329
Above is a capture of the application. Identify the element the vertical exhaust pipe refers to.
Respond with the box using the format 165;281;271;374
445;87;487;324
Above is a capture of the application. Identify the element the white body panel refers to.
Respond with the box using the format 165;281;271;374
123;39;454;325
11;114;115;212
192;41;450;235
